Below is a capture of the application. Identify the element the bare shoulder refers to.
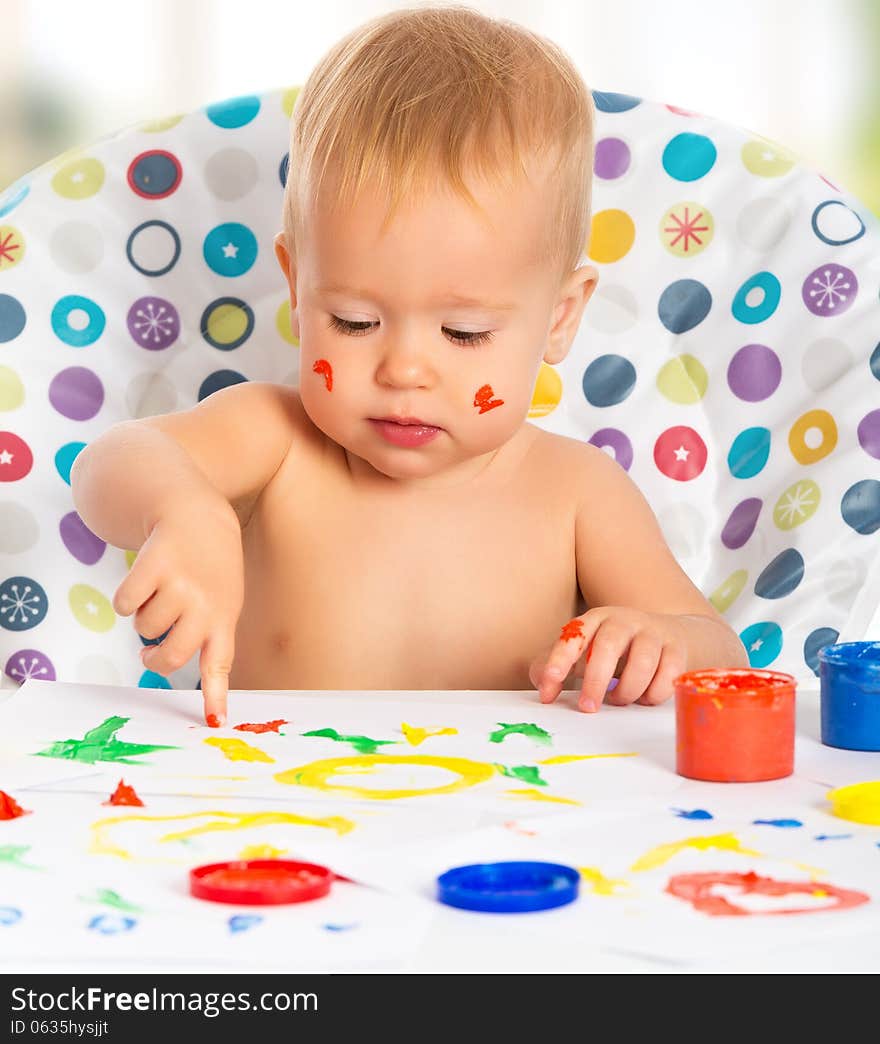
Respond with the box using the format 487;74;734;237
525;425;617;485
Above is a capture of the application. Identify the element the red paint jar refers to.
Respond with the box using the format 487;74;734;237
674;668;796;782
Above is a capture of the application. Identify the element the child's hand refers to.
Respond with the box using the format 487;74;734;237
529;607;688;713
112;498;244;727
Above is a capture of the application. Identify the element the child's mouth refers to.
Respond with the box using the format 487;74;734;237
369;418;443;447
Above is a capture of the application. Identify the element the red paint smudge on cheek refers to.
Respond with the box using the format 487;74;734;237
104;779;145;807
234;719;288;734
313;359;333;391
0;790;30;820
559;619;585;642
666;871;869;917
473;384;504;413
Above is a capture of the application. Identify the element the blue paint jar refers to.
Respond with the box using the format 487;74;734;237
819;641;880;751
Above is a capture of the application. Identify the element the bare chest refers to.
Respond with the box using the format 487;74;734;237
231;430;582;690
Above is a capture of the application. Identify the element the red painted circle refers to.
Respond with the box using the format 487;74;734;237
653;425;708;481
189;859;334;905
0;431;33;482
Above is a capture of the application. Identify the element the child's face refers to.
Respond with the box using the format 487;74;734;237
275;156;597;488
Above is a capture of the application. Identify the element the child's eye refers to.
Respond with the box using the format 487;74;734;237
328;314;493;347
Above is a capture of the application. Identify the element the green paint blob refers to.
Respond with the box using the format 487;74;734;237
34;716;179;766
494;764;549;787
0;844;42;871
80;888;143;913
301;727;397;756
489;722;553;746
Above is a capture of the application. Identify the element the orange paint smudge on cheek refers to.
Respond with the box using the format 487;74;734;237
313;359;333;391
473;384;503;413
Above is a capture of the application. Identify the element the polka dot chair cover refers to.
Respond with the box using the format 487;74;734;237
0;87;878;694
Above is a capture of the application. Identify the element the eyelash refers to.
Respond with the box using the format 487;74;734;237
327;314;494;347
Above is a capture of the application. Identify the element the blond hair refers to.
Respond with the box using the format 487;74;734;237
282;3;595;287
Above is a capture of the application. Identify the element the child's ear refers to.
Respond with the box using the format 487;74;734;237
543;264;599;365
273;231;300;341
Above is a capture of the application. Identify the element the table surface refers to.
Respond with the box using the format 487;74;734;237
8;683;880;975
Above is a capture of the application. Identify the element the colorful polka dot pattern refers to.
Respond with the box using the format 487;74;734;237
0;86;877;692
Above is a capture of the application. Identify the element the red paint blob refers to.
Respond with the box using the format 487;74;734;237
0;790;30;820
206;713;221;729
190;859;333;905
234;719;288;734
313;359;333;392
473;384;504;414
666;871;869;917
104;779;145;807
559;619;585;642
674;668;796;782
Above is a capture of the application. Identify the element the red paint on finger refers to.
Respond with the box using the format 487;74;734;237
0;790;30;820
104;779;145;807
313;359;333;391
234;719;288;734
559;618;585;642
473;384;504;413
206;713;222;729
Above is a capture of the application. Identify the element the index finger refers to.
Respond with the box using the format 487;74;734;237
199;631;233;727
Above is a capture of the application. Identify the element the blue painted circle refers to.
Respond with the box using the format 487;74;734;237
0;575;48;631
732;271;781;324
582;354;636;407
51;295;106;347
739;621;783;668
728;427;772;479
54;441;86;485
280;153;289;188
205;95;261;129
126;220;181;277
658;279;712;334
871;342;880;381
0;294;26;343
811;200;865;245
203;223;258;277
840;479;880;534
198;370;248;401
804;627;839;676
662;133;717;182
139;669;172;689
592;91;641;113
754;549;805;599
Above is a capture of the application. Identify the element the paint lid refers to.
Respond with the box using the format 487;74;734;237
436;860;580;913
189;859;334;905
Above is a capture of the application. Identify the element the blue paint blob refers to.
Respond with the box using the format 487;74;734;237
671;808;713;820
88;914;137;934
0;906;22;926
229;914;263;934
323;923;358;932
814;834;853;841
752;818;803;828
754;549;805;599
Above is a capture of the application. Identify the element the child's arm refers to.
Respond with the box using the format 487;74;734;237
70;382;302;724
532;443;748;711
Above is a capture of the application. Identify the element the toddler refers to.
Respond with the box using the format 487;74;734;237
71;4;748;726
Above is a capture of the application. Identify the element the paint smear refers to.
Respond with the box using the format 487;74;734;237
0;790;29;820
229;914;263;934
0;844;41;871
827;781;880;825
473;384;504;413
495;764;548;787
80;888;143;913
666;871;869;917
504;820;537;837
313;359;333;391
539;752;637;765
489;722;552;746
631;832;762;872
104;779;144;807
89;914;137;934
578;866;634;896
559;618;585;642
35;716;179;766
302;727;396;755
753;818;802;828
234;719;288;734
90;809;354;861
276;754;495;800
505;788;581;806
814;834;853;842
204;737;275;763
400;722;458;747
238;844;288;860
323;923;358;932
